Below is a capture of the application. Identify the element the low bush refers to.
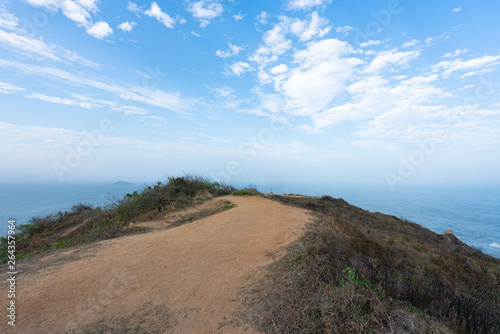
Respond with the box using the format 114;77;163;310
244;195;500;334
0;175;235;262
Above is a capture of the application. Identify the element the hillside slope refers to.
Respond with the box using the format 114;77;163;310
1;195;311;334
2;191;499;334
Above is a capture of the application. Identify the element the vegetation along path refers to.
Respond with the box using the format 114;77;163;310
1;195;312;334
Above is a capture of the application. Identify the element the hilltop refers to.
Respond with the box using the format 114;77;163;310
1;177;499;333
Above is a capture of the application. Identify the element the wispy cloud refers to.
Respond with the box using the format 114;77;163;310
24;92;96;109
288;0;333;10
364;49;420;73
403;39;419;48
0;81;25;94
0;59;192;113
442;49;469;58
229;61;251;76
144;2;176;28
187;0;223;28
360;40;383;48
216;43;243;59
0;5;17;30
335;25;352;36
434;54;500;77
127;1;142;14
0;28;99;67
24;92;150;114
233;13;245;21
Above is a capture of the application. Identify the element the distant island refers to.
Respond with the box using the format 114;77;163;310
111;181;133;185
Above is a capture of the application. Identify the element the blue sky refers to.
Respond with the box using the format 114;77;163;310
0;0;499;188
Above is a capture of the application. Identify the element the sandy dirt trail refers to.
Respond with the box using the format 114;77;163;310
2;195;311;334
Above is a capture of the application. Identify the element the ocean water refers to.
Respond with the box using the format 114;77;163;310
0;182;144;234
243;182;500;259
0;182;499;258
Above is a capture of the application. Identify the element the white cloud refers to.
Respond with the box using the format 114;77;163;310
144;2;175;28
293;38;356;68
442;49;469;58
191;31;201;37
24;92;150;114
452;8;462;13
25;0;100;20
283;60;358;115
233;13;245;21
188;0;223;28
335;25;352;36
0;59;191;113
117;21;137;32
364;49;420;73
288;0;332;10
209;86;234;98
60;0;92;25
270;64;288;75
24;0;112;39
0;6;17;30
311;74;446;134
0;81;25;94
71;94;149;114
216;43;243;58
282;39;361;115
127;1;141;13
177;16;187;24
434;55;500;77
86;21;113;39
0;28;99;67
263;24;292;56
25;92;95;109
230;61;251;76
0;28;63;61
459;68;494;79
346;76;388;95
257;11;269;25
289;11;331;41
403;39;419;48
74;0;99;12
360;40;383;48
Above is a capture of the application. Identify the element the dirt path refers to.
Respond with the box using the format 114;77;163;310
2;195;311;334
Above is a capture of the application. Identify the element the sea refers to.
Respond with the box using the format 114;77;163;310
0;182;499;258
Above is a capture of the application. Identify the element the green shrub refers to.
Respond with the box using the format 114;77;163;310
0;175;235;263
232;188;260;196
113;175;234;222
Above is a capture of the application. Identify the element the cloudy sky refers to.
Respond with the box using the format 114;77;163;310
1;0;499;188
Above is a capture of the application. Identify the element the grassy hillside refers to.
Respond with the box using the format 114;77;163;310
1;181;499;333
244;194;500;334
0;176;234;262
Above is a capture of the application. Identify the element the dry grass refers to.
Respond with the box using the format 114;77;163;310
0;175;235;262
243;194;500;334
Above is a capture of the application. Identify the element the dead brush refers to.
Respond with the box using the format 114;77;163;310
242;194;500;334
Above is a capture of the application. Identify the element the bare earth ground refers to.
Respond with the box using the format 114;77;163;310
2;195;312;334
